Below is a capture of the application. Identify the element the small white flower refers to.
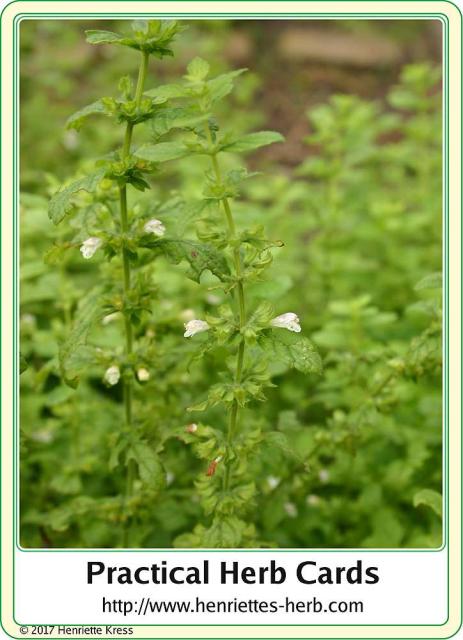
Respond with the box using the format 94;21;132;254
137;367;150;382
21;313;36;327
102;312;120;326
166;472;175;486
284;502;298;518
206;293;221;305
104;365;120;386
267;475;281;490
186;423;198;434
306;494;321;507
319;469;330;483
31;429;54;444
143;218;165;237
180;308;196;322
63;129;79;150
80;237;102;259
184;319;210;338
270;312;301;333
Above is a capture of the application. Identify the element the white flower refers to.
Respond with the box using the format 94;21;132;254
186;423;198;434
180;308;196;322
137;367;150;382
284;502;298;518
206;293;221;305
306;494;321;507
102;312;120;326
184;319;210;338
31;429;54;444
267;475;281;490
21;313;36;327
80;237;102;259
270;312;301;333
63;129;79;150
166;472;175;486
104;365;120;386
143;218;165;237
319;469;330;483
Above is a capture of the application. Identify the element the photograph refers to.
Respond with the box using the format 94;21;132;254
19;18;443;549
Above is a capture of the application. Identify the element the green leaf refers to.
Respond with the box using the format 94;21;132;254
186;57;210;81
44;242;73;265
128;439;165;490
85;21;185;57
59;288;105;388
415;272;442;291
202;516;248;548
222;131;284;154
134;141;188;163
151;107;210;138
265;431;306;466
140;237;230;283
207;69;246;103
19;352;28;374
413;489;442;518
145;83;188;100
66;99;108;130
85;30;125;45
260;331;323;375
48;169;106;225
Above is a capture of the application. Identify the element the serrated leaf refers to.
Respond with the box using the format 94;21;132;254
145;83;188;100
135;141;188;163
66;99;108;130
415;272;442;291
202;516;247;548
222;131;284;154
140;237;230;283
260;331;323;375
59;288;105;388
48;169;106;225
44;242;73;265
186;57;210;81
150;106;210;138
207;69;246;102
85;21;185;57
128;439;165;489
85;30;124;45
265;431;306;466
413;489;442;518
20;352;28;374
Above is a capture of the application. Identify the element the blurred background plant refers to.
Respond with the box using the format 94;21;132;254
20;19;443;548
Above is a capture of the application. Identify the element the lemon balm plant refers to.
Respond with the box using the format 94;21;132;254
46;24;320;548
25;21;441;550
134;58;322;547
47;21;227;546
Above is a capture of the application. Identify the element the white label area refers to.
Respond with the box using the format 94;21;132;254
15;550;447;625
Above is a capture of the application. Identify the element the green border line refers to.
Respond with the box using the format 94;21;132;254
4;6;459;639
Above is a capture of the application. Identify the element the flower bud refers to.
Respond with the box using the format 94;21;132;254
80;237;102;259
143;218;165;237
104;365;120;386
137;367;150;382
184;319;210;338
284;501;298;518
206;456;222;477
270;312;301;333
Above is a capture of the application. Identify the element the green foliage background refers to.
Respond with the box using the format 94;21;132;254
20;20;443;548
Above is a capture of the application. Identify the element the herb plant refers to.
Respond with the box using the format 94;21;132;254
20;20;442;549
134;57;322;546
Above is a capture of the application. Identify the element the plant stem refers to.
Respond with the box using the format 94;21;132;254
119;50;149;547
206;126;246;492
